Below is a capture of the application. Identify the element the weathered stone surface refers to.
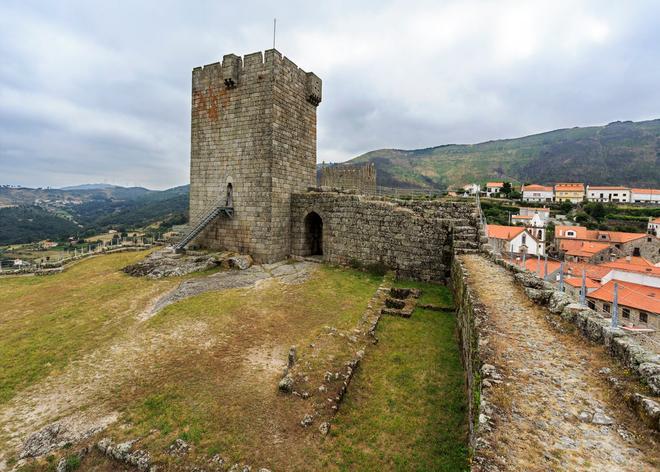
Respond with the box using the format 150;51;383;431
96;438;151;471
228;254;253;270
123;249;219;278
547;291;572;314
20;423;65;459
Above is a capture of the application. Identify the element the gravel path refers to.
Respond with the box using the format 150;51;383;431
461;254;659;472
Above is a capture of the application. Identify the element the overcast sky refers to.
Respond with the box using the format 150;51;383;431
1;0;659;189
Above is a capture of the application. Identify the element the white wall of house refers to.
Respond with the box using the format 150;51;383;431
648;220;660;236
587;188;631;203
507;230;544;256
519;208;550;223
600;269;660;288
486;185;502;196
522;190;554;202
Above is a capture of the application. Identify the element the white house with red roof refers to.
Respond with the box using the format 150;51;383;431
521;184;554;202
586;186;631;203
487;224;544;256
649;217;660;236
631;188;660;203
485;182;504;197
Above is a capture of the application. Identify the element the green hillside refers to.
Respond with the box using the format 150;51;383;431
347;119;660;189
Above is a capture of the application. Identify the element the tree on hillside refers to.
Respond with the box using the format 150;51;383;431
501;182;513;197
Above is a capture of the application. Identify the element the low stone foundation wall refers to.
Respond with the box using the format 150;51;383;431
291;191;477;281
480;245;660;431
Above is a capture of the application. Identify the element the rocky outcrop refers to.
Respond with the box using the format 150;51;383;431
123;249;253;279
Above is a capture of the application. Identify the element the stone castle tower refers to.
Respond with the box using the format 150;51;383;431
188;49;322;262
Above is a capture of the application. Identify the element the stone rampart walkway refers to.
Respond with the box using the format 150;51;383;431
461;255;659;471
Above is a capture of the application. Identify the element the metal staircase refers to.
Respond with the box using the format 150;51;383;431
173;202;233;252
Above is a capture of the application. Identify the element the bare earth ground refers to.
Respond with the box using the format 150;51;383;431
461;254;660;472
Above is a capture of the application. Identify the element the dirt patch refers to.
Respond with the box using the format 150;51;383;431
461;255;659;471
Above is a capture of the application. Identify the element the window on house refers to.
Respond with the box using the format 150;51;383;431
633;247;641;257
588;300;595;310
603;303;610;313
522;234;526;245
640;312;648;323
622;308;630;319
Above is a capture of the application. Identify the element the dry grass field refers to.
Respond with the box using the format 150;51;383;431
0;251;467;471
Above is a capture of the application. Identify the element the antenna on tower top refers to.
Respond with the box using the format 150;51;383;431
273;18;277;49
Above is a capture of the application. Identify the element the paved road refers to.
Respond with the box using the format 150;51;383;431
461;254;659;472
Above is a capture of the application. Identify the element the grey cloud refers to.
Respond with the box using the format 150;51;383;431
1;0;660;188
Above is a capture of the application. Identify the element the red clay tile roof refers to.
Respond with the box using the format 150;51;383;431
522;185;553;192
565;277;600;288
563;262;612;281
631;188;660;195
588;280;660;314
521;258;561;275
486;182;504;188
487;225;526;240
559;239;611;256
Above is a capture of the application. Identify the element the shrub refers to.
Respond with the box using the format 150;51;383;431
365;261;389;276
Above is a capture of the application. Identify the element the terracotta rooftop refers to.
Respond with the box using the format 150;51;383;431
487;225;526;241
512;215;532;220
631;188;660;194
565;277;600;289
588;280;660;314
563;262;612;281
486;182;504;187
522;184;553;192
522;258;561;275
555;225;647;244
559;239;611;257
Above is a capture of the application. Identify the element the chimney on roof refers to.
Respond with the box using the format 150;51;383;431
626;255;631;262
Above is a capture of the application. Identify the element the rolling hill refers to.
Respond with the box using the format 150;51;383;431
0;185;189;245
346;119;660;189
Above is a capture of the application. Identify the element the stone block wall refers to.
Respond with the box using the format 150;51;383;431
290;191;477;281
319;163;377;194
189;50;320;262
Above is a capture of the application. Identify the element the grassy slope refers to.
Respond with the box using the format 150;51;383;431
349;119;660;189
320;281;468;471
5;257;467;471
0;251;178;404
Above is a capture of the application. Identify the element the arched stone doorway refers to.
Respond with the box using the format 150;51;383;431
304;212;323;256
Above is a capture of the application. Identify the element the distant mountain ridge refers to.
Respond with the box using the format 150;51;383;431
346;119;660;189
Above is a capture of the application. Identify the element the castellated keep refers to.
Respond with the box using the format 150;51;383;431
189;49;322;263
186;50;477;281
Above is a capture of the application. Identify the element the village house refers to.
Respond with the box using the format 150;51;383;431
554;183;585;203
648;217;660;236
487;224;545;256
631;188;660;204
521;257;562;280
558;239;614;263
563;276;600;300
554;225;659;263
485;182;504;197
521;184;554;202
586;186;631;203
587;280;660;331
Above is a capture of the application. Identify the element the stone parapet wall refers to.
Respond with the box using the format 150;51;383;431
291;192;478;281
